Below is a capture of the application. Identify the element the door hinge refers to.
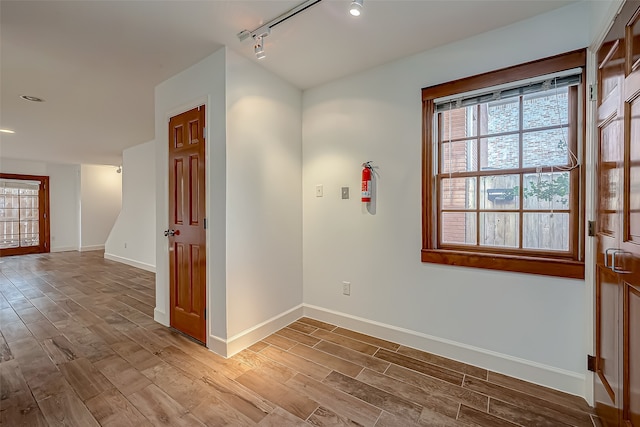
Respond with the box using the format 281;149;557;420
203;127;206;136
587;354;597;372
204;218;207;230
588;220;595;237
204;308;207;319
43;213;47;219
589;84;597;102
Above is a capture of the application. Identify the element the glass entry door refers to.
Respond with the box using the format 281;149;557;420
0;174;50;256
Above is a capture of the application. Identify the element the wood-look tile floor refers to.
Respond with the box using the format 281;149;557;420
0;251;598;426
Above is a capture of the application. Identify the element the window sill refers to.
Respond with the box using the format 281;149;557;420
421;249;584;279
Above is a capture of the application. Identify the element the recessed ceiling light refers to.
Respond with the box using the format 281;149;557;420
20;95;45;102
0;129;15;134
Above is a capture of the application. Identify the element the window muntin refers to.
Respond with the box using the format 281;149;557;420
422;50;585;278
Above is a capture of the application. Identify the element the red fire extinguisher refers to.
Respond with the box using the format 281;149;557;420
361;162;373;203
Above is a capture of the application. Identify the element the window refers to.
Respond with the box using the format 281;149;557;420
0;173;50;256
422;50;586;278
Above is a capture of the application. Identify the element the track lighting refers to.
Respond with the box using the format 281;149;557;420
349;0;363;16
254;35;266;60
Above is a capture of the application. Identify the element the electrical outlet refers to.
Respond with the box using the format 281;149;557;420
342;281;351;296
124;242;127;249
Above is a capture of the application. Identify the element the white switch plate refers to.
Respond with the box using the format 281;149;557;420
316;184;323;197
342;281;350;296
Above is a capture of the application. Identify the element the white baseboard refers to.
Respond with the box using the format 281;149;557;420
303;304;586;398
207;304;305;358
154;308;169;326
51;246;77;253
104;252;156;273
79;245;104;252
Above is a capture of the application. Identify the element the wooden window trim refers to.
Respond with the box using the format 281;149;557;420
0;173;51;257
421;49;586;279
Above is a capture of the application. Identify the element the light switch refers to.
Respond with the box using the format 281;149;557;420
316;184;323;197
341;187;349;199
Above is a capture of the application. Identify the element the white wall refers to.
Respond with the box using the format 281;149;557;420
79;164;122;251
0;158;80;252
225;50;303;342
154;47;303;355
302;2;592;395
105;140;156;271
154;47;228;345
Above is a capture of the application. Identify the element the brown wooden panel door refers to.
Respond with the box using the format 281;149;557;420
625;283;640;425
168;105;206;343
596;29;625;427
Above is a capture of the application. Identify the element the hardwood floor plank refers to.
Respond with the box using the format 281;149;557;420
59;357;115;402
111;339;163;371
277;326;322;347
323;370;423;423
0;319;31;342
332;327;400;351
374;411;422;427
0;332;13;361
289;343;363;378
0;307;21;324
260;345;332;381
375;348;464;386
287;320;320;335
286;372;381;427
257;406;310;426
236;368;319;420
249;340;270;352
298;317;337;331
384;364;488;412
200;373;274;423
457;404;519;427
25;319;59;340
0;360;48;427
312;328;379;355
315;340;390;373
232;349;297;383
263;332;298;350
16;306;48;324
38;389;101;427
40;335;78;365
85;388;153;427
397;346;488;380
357;368;460;419
94;354;151;396
308;405;369;427
486;371;591;412
462;376;593;427
488;397;575;427
128;384;206;427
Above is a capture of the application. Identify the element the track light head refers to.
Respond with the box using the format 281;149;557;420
254;35;266;60
349;0;363;16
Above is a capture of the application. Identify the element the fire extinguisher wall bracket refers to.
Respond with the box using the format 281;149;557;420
361;162;373;203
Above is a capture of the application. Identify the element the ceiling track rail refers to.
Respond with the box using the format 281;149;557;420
237;0;323;41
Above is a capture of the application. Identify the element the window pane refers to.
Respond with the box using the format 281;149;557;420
480;175;519;210
482;99;519;134
479;212;519;248
441;140;477;173
523;172;570;210
523;213;569;251
442;212;476;245
522;128;569;167
480;135;519;170
441;177;476;209
441;106;476;140
21;234;38;247
523;87;568;129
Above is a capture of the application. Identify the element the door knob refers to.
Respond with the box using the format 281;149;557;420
163;229;179;237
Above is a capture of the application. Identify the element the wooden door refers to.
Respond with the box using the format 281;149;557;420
596;2;640;425
596;35;625;425
621;9;640;424
168;105;207;343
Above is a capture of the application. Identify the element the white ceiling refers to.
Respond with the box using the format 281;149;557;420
0;0;577;166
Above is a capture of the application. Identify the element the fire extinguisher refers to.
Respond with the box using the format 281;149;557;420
361;161;373;203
